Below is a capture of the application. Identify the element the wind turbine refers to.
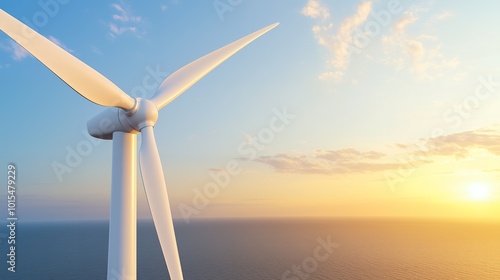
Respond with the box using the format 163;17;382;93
0;9;278;280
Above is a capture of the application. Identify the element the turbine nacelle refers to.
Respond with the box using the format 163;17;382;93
87;98;159;140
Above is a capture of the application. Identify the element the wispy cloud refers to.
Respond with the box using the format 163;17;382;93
302;2;460;82
301;0;330;21
331;1;372;70
10;41;29;60
393;12;417;36
160;0;179;12
90;45;103;55
111;3;141;22
252;126;500;176
256;153;331;174
382;7;459;80
402;128;500;159
208;168;224;172
254;148;398;175
108;2;143;38
302;0;372;83
434;11;455;21
0;40;30;61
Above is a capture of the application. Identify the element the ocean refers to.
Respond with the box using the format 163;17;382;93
1;218;499;279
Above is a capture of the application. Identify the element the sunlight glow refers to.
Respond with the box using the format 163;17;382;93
467;182;491;201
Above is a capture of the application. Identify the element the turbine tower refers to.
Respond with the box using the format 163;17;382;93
0;9;278;280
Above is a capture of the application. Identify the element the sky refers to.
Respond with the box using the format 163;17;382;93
1;0;500;222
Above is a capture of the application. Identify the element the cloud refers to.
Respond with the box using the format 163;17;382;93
316;149;385;161
9;41;29;60
256;153;332;174
108;2;143;37
332;1;372;69
0;40;30;61
382;8;459;80
301;2;460;82
111;3;141;23
434;11;454;21
254;148;399;175
414;128;500;159
90;45;103;55
418;34;438;41
337;1;372;39
318;70;344;82
405;39;424;63
301;0;330;21
208;168;224;172
301;1;372;83
393;12;417;36
252;126;500;176
109;23;137;36
160;0;180;12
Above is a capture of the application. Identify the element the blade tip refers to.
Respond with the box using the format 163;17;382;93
262;22;279;33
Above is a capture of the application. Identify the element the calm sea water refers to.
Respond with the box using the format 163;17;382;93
1;218;499;279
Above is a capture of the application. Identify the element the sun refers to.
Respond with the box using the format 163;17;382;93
467;182;491;201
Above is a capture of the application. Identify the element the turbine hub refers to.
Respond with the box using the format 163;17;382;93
125;98;158;131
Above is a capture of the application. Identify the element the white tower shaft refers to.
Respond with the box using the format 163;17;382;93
107;132;138;280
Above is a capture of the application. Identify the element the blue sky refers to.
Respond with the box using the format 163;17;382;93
1;0;500;222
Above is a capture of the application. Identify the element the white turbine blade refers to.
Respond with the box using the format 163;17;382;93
151;22;279;110
0;9;135;110
139;126;183;280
